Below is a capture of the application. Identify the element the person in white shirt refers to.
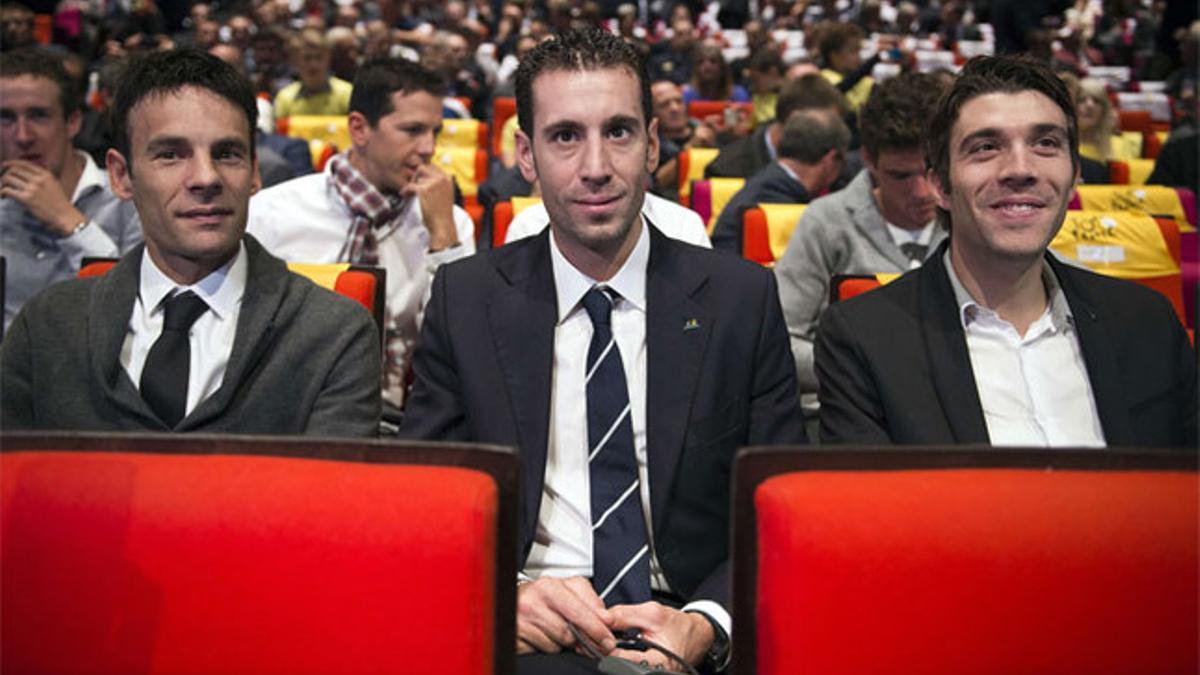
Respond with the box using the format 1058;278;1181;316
815;55;1196;448
400;28;805;674
2;50;380;436
503;191;711;248
0;48;143;329
249;57;476;412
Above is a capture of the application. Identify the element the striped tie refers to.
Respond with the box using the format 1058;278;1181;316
582;287;652;606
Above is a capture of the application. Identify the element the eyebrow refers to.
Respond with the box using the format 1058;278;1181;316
957;123;1069;153
145;135;251;153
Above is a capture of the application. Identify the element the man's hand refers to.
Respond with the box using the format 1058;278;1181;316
608;602;715;670
517;576;617;656
688;123;718;149
0;160;86;237
402;163;459;251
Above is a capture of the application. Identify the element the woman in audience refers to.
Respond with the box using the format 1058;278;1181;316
683;45;750;105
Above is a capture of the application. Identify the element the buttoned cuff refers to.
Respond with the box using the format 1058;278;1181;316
60;219;118;267
681;599;731;644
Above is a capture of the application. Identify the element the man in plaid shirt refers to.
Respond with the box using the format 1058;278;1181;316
249;58;476;417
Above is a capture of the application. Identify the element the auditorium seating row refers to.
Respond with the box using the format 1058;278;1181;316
3;433;1195;674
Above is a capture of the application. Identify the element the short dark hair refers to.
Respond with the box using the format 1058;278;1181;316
349;57;446;127
816;22;864;65
777;108;850;163
0;48;80;117
111;49;257;170
859;71;948;159
925;55;1079;197
514;27;650;139
775;72;847;124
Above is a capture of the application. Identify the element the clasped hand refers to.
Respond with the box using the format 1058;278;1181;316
516;576;714;670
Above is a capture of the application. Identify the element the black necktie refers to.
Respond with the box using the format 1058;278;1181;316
141;291;209;428
900;241;928;263
582;287;652;606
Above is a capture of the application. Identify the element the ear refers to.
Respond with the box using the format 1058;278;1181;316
106;149;134;201
346;111;371;149
65;109;82;142
645;117;660;174
515;128;537;184
928;166;951;211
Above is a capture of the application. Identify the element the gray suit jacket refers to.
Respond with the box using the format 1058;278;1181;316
1;235;381;436
399;225;806;610
774;169;946;408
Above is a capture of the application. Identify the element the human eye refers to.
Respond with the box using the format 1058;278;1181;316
1033;135;1065;153
966;140;998;157
153;148;179;161
0;110;13;125
550;127;578;144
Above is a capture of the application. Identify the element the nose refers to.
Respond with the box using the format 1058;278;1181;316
14;116;34;146
911;172;935;201
185;154;223;196
999;144;1037;188
579;133;613;188
417;129;437;161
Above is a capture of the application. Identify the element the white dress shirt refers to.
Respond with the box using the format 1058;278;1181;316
504;193;712;249
120;243;247;418
945;251;1106;447
246;165;476;406
522;218;731;636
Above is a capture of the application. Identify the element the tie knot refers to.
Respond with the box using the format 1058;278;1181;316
900;242;928;262
162;291;209;332
582;287;617;327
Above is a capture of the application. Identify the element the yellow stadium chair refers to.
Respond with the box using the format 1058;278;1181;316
1072;185;1195;232
1052;210;1185;324
491;197;542;248
742;203;808;266
677;147;720;206
277;115;350;153
690;178;745;233
1109;159;1157;185
437;118;489;152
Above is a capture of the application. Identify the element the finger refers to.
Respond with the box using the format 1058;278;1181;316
521;622;568;654
608;648;672;670
564;576;610;615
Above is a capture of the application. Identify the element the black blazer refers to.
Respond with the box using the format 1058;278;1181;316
815;241;1197;448
400;225;806;609
704;125;772;181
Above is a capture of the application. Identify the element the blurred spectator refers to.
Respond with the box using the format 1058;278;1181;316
74;56;126;167
650;78;718;197
1147;129;1198;190
274;28;353;118
710;108;849;253
817;22;873;113
647;17;698;83
747;47;785;126
684;44;749;104
421;29;490;118
1057;72;1113;183
327;26;361;82
249;26;293;96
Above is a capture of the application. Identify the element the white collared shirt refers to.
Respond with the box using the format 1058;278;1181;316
945;251;1106;447
885;221;935;269
524;219;731;635
120;243;248;418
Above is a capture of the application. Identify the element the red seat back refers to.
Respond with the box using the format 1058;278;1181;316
734;448;1199;675
1;434;518;675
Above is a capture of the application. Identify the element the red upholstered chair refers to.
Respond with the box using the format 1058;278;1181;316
733;447;1199;675
79;260;388;344
1;433;518;675
491;97;517;158
828;273;899;303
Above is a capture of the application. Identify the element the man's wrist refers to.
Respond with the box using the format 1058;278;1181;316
685;609;731;671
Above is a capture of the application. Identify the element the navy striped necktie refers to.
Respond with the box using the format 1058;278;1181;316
581;287;652;605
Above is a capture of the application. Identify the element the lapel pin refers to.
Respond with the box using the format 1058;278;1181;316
683;318;700;331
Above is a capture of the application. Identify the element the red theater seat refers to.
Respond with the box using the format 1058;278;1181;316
733;447;1199;675
1;433;518;675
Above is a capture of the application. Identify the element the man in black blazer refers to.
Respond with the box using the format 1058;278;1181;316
709;109;849;253
816;55;1197;448
401;29;805;673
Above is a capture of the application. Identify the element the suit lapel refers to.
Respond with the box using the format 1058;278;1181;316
644;227;711;533
487;232;557;545
1051;257;1135;445
181;237;283;430
919;244;990;442
88;245;164;428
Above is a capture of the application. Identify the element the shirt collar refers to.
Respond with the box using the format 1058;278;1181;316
550;216;650;325
70;151;106;203
943;248;1073;332
885;221;934;247
139;241;248;321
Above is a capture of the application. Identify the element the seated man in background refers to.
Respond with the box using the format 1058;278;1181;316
2;50;381;436
775;71;948;426
816;55;1196;448
709;108;850;253
648;78;717;200
273;28;354;119
401;28;804;673
249;58;476;413
1;48;143;329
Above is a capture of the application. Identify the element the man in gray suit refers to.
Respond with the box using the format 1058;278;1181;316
774;72;949;425
1;50;380;437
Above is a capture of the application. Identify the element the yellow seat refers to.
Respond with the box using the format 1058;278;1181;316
677;147;720;205
1074;185;1194;232
278;115;350;152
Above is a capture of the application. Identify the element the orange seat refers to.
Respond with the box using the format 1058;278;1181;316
690;177;745;232
491;97;517;158
79;260;387;342
1;433;518;675
687;100;754;129
677;147;719;206
734;447;1199;675
828;273;900;302
1117;109;1153;134
742;203;807;266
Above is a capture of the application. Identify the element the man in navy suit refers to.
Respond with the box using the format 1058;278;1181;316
400;28;805;673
